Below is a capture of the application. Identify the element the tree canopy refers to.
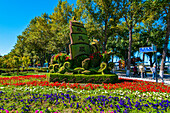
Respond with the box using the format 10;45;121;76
2;0;169;75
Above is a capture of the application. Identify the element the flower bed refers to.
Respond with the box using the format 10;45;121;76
0;75;169;113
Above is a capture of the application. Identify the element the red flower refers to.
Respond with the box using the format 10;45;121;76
55;55;59;59
89;55;94;60
65;56;70;61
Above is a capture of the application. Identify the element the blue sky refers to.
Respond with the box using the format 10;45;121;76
0;0;76;56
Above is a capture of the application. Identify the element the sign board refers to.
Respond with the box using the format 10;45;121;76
139;44;157;53
139;47;154;53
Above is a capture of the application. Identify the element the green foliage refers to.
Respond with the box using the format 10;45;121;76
22;56;31;72
1;73;11;76
53;64;59;72
53;53;70;67
101;51;112;64
72;55;88;67
77;0;120;52
0;71;47;77
108;62;115;71
63;62;74;73
81;70;91;75
73;67;85;74
89;52;102;67
47;73;118;84
58;66;66;74
4;0;169;73
82;58;90;70
98;62;107;75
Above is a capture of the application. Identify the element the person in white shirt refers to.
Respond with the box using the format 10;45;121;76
151;66;156;79
139;65;144;78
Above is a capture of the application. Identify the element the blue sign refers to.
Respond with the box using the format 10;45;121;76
139;47;154;53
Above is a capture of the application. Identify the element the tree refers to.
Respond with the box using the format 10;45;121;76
144;0;169;78
157;0;170;78
3;55;12;73
13;56;22;75
22;56;31;73
116;0;145;76
77;0;120;52
107;22;129;65
0;57;3;68
49;0;74;55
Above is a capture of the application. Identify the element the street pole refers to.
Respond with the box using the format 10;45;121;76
155;51;158;83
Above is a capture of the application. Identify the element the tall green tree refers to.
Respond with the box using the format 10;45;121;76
77;0;120;52
13;56;22;75
49;0;73;55
157;0;170;78
107;22;129;65
22;56;31;73
144;0;169;78
116;0;145;76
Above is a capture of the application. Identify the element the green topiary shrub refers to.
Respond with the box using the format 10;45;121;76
47;73;118;84
82;58;90;70
53;64;59;72
73;67;85;74
1;73;11;76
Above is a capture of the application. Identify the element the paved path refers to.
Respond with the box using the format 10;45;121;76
115;71;170;85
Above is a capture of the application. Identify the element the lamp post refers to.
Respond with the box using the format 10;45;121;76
152;44;158;83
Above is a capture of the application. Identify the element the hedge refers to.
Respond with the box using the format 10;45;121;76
46;73;118;84
0;67;48;74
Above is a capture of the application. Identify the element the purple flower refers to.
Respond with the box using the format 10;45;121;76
144;104;149;107
76;102;79;109
110;104;113;108
70;103;73;107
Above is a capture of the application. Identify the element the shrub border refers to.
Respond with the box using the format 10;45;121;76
46;73;118;84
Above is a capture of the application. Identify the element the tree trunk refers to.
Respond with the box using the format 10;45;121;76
17;67;19;75
103;19;108;53
160;10;170;78
40;53;46;67
143;53;145;63
66;43;69;55
126;27;132;76
125;49;127;67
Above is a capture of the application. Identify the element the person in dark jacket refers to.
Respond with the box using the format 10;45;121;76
133;65;138;76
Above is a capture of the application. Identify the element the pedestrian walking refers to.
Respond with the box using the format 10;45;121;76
133;65;138;76
139;64;144;78
151;65;156;79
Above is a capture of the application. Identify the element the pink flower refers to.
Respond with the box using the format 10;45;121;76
40;111;43;113
5;110;8;113
35;110;39;113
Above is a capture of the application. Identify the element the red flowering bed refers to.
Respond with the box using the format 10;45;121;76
0;75;169;93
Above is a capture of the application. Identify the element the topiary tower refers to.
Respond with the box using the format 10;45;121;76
49;17;114;75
